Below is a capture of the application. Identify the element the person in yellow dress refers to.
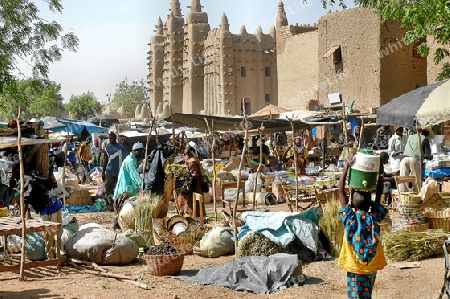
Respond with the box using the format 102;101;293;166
338;153;387;299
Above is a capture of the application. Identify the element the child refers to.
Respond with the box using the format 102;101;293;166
338;153;388;298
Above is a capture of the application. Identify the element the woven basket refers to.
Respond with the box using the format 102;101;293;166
399;192;422;205
169;236;196;255
428;218;450;232
66;189;92;206
143;253;184;276
425;209;450;219
398;222;429;232
397;203;423;216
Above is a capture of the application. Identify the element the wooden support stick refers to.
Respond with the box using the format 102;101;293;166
204;118;218;222
286;117;299;212
142;118;155;188
233;115;249;255
17;107;26;281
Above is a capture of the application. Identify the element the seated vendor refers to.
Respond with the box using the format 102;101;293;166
252;139;271;168
284;135;307;173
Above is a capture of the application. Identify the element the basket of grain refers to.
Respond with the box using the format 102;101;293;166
143;243;185;276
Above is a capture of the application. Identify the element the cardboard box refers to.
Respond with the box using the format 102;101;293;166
272;182;286;202
442;181;450;192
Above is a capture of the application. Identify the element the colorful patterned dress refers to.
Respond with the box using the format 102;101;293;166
338;202;388;298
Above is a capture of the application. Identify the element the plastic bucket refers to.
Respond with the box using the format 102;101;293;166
349;152;380;191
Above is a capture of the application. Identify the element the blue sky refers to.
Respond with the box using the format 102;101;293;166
36;0;351;103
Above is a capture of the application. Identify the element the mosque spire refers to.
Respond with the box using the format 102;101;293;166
276;0;288;28
221;12;229;32
171;0;182;17
191;0;202;12
156;17;163;35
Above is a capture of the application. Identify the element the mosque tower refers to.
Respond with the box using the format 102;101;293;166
276;0;289;54
183;0;210;113
148;17;164;116
217;13;235;116
162;0;184;113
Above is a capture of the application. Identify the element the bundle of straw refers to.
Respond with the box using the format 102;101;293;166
383;229;450;262
319;199;344;258
135;193;164;247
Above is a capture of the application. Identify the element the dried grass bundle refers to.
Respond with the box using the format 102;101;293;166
135;193;164;247
319;199;344;258
383;229;450;262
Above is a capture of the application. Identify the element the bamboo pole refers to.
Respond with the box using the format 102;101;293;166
204;118;218;222
252;123;265;210
286;117;299;212
233;115;249;255
142;118;155;188
17;107;26;281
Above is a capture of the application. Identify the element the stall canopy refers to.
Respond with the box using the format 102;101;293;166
40;117;108;133
248;104;289;119
0;137;60;150
169;113;313;134
87;114;120;127
376;79;450;128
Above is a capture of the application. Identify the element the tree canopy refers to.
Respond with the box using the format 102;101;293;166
0;79;64;121
109;79;148;118
0;0;79;91
65;92;102;120
320;0;450;80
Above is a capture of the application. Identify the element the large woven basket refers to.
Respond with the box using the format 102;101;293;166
143;253;184;276
398;222;429;232
428;218;450;232
425;209;450;219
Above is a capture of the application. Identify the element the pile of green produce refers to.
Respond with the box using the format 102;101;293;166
237;231;291;258
166;164;192;192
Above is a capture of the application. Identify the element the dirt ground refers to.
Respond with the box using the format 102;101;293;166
0;186;448;299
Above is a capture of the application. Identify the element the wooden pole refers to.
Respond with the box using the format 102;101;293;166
233;116;249;255
61;132;70;211
16;107;26;280
204;118;218;222
252;123;265;210
142;118;155;188
170;106;176;146
287;117;299;212
416;117;423;191
359;117;365;151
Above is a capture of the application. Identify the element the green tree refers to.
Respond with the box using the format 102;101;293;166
65;92;101;120
0;1;78;90
0;0;78;118
28;81;64;118
0;79;63;121
321;0;450;80
110;79;148;118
